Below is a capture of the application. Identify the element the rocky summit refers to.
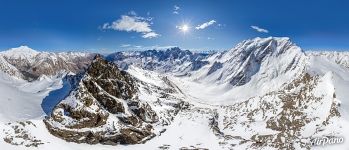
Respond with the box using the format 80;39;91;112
44;54;159;145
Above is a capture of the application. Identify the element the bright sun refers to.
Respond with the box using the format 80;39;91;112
182;25;189;32
179;24;189;33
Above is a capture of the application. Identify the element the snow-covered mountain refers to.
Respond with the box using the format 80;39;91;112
107;47;210;75
1;37;349;150
43;54;186;145
192;37;306;84
306;51;349;69
0;46;96;80
0;46;40;60
0;55;24;79
108;37;308;101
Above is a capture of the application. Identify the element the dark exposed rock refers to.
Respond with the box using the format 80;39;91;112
207;61;223;75
128;100;159;123
3;121;44;147
44;54;159;145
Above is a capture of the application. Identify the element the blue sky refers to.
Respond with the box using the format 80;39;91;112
0;0;349;52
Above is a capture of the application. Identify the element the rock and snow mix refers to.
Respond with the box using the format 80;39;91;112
0;37;349;149
0;46;95;80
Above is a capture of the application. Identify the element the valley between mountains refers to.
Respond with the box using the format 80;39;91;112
1;37;349;150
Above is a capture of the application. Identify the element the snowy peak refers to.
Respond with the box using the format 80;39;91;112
106;37;307;92
0;46;39;59
179;37;308;101
224;37;302;61
200;37;306;85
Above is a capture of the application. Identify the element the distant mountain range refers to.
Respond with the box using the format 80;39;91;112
0;37;349;150
0;46;95;80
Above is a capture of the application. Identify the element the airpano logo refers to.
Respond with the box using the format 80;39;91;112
311;136;344;146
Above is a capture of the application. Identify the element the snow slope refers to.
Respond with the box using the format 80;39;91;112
1;38;349;149
307;51;349;69
0;71;68;122
168;37;307;103
306;53;349;150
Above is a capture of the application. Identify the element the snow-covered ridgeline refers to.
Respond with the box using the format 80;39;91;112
0;46;95;80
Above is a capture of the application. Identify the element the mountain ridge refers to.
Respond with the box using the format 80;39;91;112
0;46;96;80
0;37;349;149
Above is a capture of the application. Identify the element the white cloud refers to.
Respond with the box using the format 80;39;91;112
142;32;160;38
173;5;180;14
251;25;269;33
100;13;160;38
217;23;226;28
128;11;137;16
146;45;177;50
102;15;151;33
120;44;131;47
195;20;216;30
118;44;177;51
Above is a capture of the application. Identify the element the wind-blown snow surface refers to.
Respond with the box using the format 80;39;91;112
307;51;349;69
1;37;349;149
0;72;67;122
306;54;349;150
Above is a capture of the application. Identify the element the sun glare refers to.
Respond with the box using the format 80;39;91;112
182;24;189;32
178;24;189;33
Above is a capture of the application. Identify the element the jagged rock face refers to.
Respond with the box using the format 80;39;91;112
44;55;159;145
106;47;210;75
30;52;95;77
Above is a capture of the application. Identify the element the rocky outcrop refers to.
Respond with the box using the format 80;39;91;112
44;54;159;145
3;121;44;147
218;72;341;149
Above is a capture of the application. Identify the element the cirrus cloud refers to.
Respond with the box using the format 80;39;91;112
195;20;216;30
142;32;160;38
251;25;269;33
120;44;131;48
